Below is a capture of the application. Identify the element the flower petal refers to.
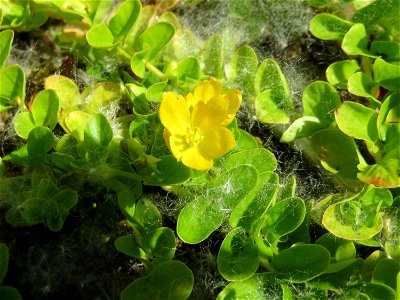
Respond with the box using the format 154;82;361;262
181;146;213;170
169;134;190;160
159;92;190;135
192;78;222;105
200;127;236;158
222;88;242;126
192;94;228;130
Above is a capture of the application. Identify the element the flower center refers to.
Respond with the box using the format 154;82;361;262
185;127;203;146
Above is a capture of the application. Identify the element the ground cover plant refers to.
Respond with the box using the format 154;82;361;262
0;0;399;299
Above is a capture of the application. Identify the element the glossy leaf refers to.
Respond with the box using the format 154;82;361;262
280;116;325;142
256;90;290;124
0;29;13;68
229;172;278;230
26;126;54;162
44;75;81;109
310;13;353;40
348;72;379;108
224;148;277;173
373;58;400;92
311;129;360;179
217;273;270;300
260;197;306;245
335;101;378;143
302;81;340;126
217;227;259;281
371;41;400;61
342;23;377;57
86;22;115;48
316;233;356;262
121;261;193;300
271;244;330;282
322;199;383;240
133;197;162;235
148;155;190;185
177;56;200;80
118;190;138;223
0;64;25;106
84;114;113;147
139;22;175;62
230;45;258;96
142;227;176;261
146;82;167;102
177;165;258;244
372;258;400;290
326;60;360;89
114;234;146;258
108;0;141;40
31;89;60;129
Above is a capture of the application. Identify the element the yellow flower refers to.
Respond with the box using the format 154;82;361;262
159;78;242;170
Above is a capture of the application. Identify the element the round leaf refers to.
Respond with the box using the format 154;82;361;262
342;23;377;57
0;29;13;68
86;22;115;48
271;244;331;282
335;101;379;143
31;89;60;129
121;261;193;300
302;81;340;126
373;58;400;92
217;227;259;281
230;45;258;96
310;13;353;40
326;60;360;89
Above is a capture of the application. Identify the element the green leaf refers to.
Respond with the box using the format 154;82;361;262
149;155;190;185
342;23;377;57
255;89;290;124
139;22;175;62
177;56;200;80
32;89;60;129
202;34;223;78
255;58;292;124
315;233;356;261
0;29;13;69
142;227;176;261
309;13;353;40
0;244;9;285
271;244;331;282
114;234;146;258
26;126;54;162
229;172;278;230
118;190;139;223
260;197;306;245
13;112;35;139
44;75;81;109
121;261;193;300
326;60;360;89
81;81;123;114
0;64;25;106
217;227;259;281
371;41;400;61
361;283;396;300
64;111;91;142
377;92;400;142
217;273;273;300
373;58;400;92
108;0;141;40
280;116;325;142
307;0;332;8
358;158;400;188
146;81;167;102
302;81;340;125
86;22;115;48
84;114;113;147
322;199;383;240
224;148;277;173
348;72;380;108
134;197;162;234
311;128;360;179
0;287;21;300
177;165;258;244
229;45;258;96
372;258;400;290
335;101;379;143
